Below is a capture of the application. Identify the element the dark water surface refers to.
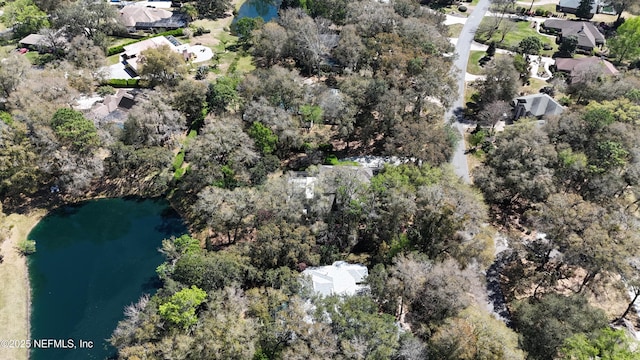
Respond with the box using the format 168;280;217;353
28;198;186;360
235;0;282;22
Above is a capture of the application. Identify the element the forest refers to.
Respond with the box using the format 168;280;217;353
1;0;640;358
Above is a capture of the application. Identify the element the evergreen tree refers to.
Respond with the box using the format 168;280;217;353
576;0;594;19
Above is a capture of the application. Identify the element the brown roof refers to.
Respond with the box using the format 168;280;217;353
19;34;45;46
555;57;619;76
543;20;605;49
119;6;173;28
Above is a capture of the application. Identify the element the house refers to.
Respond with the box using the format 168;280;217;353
18;32;66;52
90;89;139;122
512;93;564;120
556;0;601;16
301;261;369;297
542;19;605;51
554;56;619;77
119;5;187;31
121;36;194;74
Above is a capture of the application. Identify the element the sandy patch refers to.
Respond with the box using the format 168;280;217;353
0;210;46;360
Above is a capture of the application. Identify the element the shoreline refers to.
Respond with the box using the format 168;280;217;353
0;210;45;360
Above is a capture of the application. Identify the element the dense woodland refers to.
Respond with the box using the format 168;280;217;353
2;0;640;358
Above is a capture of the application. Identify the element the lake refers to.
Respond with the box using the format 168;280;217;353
235;0;282;23
28;198;186;360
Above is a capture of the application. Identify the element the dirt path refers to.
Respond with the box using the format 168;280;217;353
0;210;45;360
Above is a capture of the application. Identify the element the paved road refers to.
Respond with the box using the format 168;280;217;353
445;0;492;184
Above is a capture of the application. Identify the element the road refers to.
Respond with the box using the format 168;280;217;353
445;0;492;184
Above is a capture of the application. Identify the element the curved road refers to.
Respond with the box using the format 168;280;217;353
445;0;492;183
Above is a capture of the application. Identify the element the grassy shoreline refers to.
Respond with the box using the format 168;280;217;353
0;210;45;360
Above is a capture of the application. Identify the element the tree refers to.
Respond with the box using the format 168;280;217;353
559;327;639;360
122;95;186;147
333;24;365;71
0;54;30;100
409;259;485;335
172;79;208;128
473;121;557;212
185;115;258;191
252;22;289;67
1;0;49;38
53;0;124;48
477;100;512;132
576;0;594;19
194;186;256;243
172;252;251;291
610;0;639;22
250;221;319;270
473;57;519;109
248;122;278;155
512;294;608;360
158;285;207;330
66;35;106;72
139;45;187;87
609;17;640;62
207;76;239;114
189;287;258;359
518;36;543;55
0;120;42;197
429;306;526;360
559;35;578;57
51;108;99;153
195;0;232;19
314;295;401;359
231;17;264;49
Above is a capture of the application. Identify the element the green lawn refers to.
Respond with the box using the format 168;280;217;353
468;51;511;75
448;23;464;38
106;53;121;65
520;77;548;95
235;55;255;73
468;51;486;75
475;18;557;56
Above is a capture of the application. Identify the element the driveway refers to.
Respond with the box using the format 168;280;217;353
445;0;492;184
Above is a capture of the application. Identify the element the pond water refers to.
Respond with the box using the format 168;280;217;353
28;198;186;360
235;0;282;23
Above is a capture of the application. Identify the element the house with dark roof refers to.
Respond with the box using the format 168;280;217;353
554;56;619;77
542;19;605;51
512;93;564;120
557;0;601;16
119;5;187;31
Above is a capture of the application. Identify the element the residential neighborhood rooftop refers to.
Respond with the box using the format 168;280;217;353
543;19;605;50
302;261;369;297
512;93;564;120
555;56;619;76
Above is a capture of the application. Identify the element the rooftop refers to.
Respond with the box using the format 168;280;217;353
302;261;369;297
555;56;619;76
513;93;564;119
543;19;605;49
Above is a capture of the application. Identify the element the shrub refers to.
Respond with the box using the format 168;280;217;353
324;154;339;165
535;8;544;16
458;5;467;12
17;239;36;255
195;65;209;80
97;85;116;96
173;151;185;171
543;43;553;51
469;129;488;147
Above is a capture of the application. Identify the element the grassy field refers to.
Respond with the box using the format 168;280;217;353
476;18;557;56
0;210;46;360
448;23;464;37
468;51;486;75
520;77;548;95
